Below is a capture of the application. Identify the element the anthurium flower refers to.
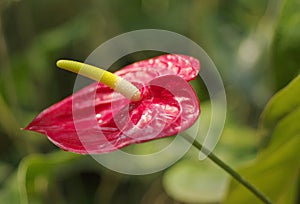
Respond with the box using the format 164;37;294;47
25;54;200;154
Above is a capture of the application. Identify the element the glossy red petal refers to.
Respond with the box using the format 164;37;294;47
25;54;200;154
26;75;199;154
116;54;200;82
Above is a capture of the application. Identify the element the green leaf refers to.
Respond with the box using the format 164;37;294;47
260;75;300;126
224;75;300;204
163;160;228;203
224;134;300;204
260;106;300;156
260;74;300;148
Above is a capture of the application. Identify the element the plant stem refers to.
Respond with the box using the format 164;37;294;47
182;134;273;204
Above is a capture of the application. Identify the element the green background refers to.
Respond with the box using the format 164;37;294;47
0;0;299;203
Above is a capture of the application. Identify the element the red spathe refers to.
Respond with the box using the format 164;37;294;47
25;54;201;154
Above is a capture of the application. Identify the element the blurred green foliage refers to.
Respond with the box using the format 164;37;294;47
224;75;300;204
0;0;299;203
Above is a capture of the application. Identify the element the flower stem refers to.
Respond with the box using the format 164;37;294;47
182;134;273;204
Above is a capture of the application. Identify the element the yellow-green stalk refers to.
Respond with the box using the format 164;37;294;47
56;60;141;101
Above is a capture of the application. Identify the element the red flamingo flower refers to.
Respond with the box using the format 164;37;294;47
25;54;200;154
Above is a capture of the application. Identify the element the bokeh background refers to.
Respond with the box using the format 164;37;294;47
0;0;299;203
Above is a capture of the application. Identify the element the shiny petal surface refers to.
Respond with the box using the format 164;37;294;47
116;54;200;83
25;54;200;154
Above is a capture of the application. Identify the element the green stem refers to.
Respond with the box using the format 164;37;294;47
182;134;273;204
